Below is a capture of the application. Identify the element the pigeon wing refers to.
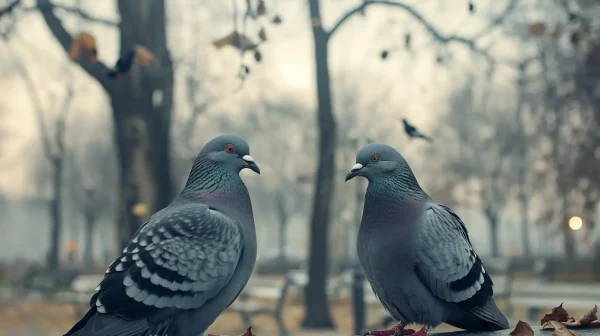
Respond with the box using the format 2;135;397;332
91;203;243;320
414;203;493;309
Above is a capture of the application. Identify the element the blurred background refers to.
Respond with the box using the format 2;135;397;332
0;0;599;335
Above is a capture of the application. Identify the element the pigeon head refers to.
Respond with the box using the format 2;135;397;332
196;135;260;175
345;143;408;182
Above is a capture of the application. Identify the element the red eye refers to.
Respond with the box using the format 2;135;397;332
371;155;379;163
225;144;235;153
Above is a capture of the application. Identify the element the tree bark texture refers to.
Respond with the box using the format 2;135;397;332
303;0;336;328
37;0;175;252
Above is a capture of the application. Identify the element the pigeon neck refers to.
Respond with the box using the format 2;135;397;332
365;174;427;214
179;157;250;203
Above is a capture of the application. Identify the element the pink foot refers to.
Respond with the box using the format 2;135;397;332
363;322;426;336
209;325;255;336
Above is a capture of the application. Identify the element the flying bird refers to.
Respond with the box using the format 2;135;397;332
402;118;433;142
64;135;261;336
345;143;509;336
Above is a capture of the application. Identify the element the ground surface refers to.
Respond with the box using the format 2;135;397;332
0;298;592;336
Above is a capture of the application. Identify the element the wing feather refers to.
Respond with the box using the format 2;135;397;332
415;204;493;308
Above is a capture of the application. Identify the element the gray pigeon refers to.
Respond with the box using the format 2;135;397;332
65;135;260;336
345;143;509;336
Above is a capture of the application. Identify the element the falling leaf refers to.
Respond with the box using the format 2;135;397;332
257;0;266;16
132;203;149;217
258;27;267;42
380;50;389;60
404;33;411;49
510;320;534;336
542;321;577;336
254;50;262;62
271;15;282;24
468;1;475;13
69;32;98;63
240;326;256;336
212;31;258;52
542;303;570;325
134;45;154;65
528;22;546;36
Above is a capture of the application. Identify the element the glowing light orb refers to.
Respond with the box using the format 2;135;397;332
569;216;583;231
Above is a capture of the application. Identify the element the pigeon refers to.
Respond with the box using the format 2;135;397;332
402;118;433;142
64;135;261;336
345;143;509;336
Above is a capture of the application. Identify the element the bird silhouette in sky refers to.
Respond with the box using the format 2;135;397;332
402;118;433;142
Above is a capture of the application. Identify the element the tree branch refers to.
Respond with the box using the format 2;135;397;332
329;0;518;63
36;0;113;93
27;1;118;26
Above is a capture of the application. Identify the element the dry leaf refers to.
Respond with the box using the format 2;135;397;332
510;320;534;336
562;305;600;328
258;27;267;42
212;31;257;52
271;15;282;24
542;321;577;336
528;22;546;36
69;32;97;63
256;0;266;16
134;45;154;65
253;50;262;62
541;303;570;325
240;326;255;336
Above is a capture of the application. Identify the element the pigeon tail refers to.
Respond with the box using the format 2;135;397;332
447;298;509;331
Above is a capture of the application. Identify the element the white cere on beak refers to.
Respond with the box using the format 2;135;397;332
351;163;363;171
242;155;254;163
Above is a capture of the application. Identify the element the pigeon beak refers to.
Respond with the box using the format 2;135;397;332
345;163;363;181
242;155;260;175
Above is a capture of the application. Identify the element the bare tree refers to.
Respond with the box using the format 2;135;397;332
302;0;517;326
11;56;74;271
66;136;116;266
8;0;178;251
435;78;521;257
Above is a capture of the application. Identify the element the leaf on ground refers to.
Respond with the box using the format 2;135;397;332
240;326;255;336
542;321;577;336
562;305;600;328
510;320;534;336
541;303;570;325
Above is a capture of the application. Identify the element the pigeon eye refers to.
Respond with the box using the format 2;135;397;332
371;155;379;163
225;144;235;153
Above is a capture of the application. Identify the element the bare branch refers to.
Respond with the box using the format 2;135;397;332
7;47;54;160
329;0;518;63
54;85;74;156
36;0;113;92
26;1;118;26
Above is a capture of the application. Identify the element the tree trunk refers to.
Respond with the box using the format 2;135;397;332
562;212;576;260
47;156;63;271
303;0;336;328
484;207;501;258
83;210;95;266
37;0;175;253
518;193;531;257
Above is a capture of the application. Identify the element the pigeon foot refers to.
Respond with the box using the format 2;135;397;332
363;322;420;336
